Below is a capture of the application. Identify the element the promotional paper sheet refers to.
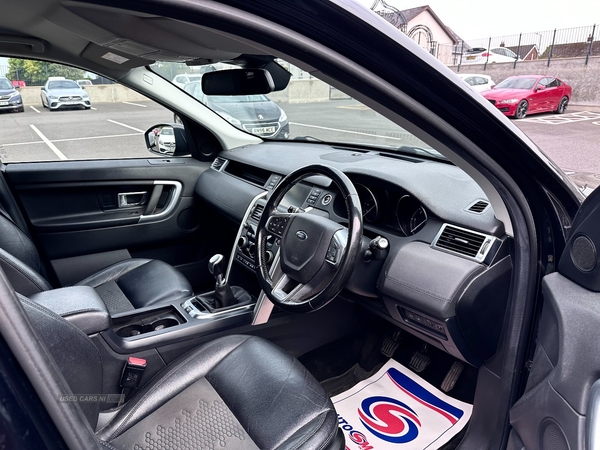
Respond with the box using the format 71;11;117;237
332;360;472;449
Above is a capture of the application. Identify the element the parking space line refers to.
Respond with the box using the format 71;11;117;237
90;107;97;110
53;132;140;143
107;119;144;133
122;101;147;108
290;122;404;141
29;106;40;114
29;125;68;160
1;140;43;147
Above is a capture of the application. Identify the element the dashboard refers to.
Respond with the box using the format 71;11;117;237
195;142;513;366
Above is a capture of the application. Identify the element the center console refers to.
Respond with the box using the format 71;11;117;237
100;191;279;354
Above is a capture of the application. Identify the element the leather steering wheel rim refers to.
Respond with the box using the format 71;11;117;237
255;164;363;312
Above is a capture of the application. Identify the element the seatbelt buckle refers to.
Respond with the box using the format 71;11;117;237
120;356;147;390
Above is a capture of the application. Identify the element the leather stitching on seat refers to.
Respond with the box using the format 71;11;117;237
62;308;105;316
0;251;50;292
104;336;251;441
99;440;119;450
75;259;151;288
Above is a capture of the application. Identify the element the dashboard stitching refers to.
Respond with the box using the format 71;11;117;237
383;275;452;303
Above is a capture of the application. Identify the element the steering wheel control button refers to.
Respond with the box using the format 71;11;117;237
321;193;333;206
326;240;339;263
267;216;290;237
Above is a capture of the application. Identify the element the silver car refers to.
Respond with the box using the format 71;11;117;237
40;78;91;110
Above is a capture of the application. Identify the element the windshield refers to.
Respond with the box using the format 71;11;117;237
495;77;537;90
150;61;447;161
48;80;79;90
0;79;12;90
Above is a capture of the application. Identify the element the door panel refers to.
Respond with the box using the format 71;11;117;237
4;157;229;290
509;187;600;450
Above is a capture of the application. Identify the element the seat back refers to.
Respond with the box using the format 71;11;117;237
0;170;52;295
19;295;104;429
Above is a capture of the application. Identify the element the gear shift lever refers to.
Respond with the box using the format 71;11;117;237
208;254;236;308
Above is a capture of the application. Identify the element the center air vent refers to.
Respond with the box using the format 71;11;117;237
466;200;490;214
432;224;496;262
250;204;264;222
211;157;227;171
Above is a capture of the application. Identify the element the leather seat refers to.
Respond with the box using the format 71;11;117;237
20;295;345;450
0;208;192;315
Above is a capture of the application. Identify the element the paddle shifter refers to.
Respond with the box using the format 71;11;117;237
208;254;236;308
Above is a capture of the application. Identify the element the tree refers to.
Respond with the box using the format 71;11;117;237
6;58;86;85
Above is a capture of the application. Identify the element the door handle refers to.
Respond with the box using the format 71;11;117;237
118;191;148;208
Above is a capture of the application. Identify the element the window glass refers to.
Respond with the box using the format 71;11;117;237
0;59;173;163
150;60;447;160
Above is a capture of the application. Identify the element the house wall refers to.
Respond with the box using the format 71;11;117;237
408;12;455;64
451;56;600;105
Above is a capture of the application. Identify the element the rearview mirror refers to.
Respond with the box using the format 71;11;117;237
145;124;190;157
202;69;274;96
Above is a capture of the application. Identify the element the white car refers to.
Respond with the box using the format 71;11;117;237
156;127;176;154
171;73;204;88
461;47;519;65
457;74;496;92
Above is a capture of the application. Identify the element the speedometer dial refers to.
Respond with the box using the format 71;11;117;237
355;184;379;223
396;195;428;236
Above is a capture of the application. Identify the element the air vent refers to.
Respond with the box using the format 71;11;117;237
466;200;490;214
250;204;264;222
432;224;496;262
211;157;227;171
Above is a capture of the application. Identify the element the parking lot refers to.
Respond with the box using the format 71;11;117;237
1;99;599;190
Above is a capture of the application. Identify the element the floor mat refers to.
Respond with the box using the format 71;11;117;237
332;359;472;449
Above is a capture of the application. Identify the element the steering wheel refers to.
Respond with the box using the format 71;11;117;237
256;164;363;312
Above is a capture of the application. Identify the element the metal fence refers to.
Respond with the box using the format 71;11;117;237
440;24;599;69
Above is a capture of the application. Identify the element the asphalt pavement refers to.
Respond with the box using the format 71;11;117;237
1;99;599;189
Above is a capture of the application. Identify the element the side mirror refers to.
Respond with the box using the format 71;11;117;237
535;85;546;92
145;124;190;157
40;86;45;91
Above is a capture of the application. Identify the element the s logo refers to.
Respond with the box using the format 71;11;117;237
358;396;421;444
296;230;308;240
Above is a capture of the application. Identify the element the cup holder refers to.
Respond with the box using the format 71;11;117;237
116;324;144;337
116;317;180;337
151;318;179;331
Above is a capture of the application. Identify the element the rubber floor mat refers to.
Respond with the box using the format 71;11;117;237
332;359;472;449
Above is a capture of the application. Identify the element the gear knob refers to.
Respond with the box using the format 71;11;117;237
208;254;225;287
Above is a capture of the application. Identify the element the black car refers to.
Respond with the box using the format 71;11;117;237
0;1;596;450
0;76;24;112
182;81;290;139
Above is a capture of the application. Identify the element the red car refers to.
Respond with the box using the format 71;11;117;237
482;75;571;119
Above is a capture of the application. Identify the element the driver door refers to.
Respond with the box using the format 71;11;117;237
507;187;600;450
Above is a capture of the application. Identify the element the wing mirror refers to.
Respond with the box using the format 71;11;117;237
145;124;190;157
535;85;546;92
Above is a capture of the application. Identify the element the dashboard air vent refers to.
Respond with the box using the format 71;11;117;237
432;224;496;262
211;157;227;171
467;200;490;214
250;204;264;222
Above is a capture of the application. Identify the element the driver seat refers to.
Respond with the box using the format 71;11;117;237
20;295;345;450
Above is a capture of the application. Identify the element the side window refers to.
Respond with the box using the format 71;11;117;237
0;58;172;163
476;77;487;85
537;77;550;88
465;77;475;86
546;78;559;88
492;48;506;56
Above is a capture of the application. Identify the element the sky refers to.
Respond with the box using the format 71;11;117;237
2;0;599;67
360;0;600;40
